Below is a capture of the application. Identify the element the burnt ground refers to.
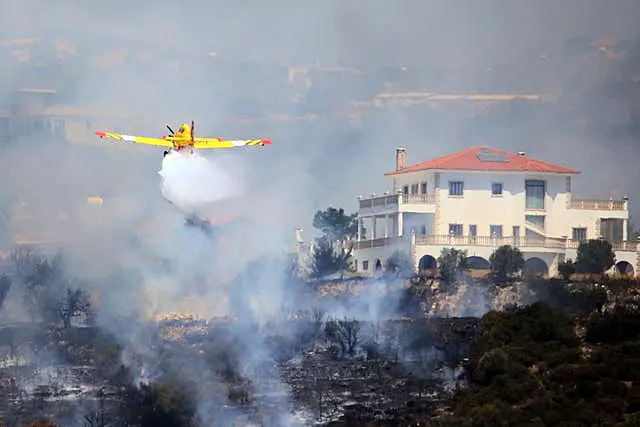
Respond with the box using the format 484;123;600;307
283;318;478;425
0;325;125;425
0;316;479;426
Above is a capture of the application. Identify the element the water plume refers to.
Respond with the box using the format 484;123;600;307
158;150;242;214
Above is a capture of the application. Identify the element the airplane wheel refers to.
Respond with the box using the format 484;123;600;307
163;150;168;158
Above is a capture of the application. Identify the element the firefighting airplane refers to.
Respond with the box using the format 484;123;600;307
95;120;271;157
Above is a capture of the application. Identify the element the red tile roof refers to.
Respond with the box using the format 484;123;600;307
385;146;580;176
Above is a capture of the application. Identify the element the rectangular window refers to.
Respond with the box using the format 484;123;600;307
362;260;369;270
512;226;520;237
449;224;463;236
490;225;503;238
402;185;409;195
449;181;464;196
491;182;503;196
420;182;427;194
469;224;477;243
572;227;587;241
420;225;427;235
601;219;623;242
525;179;545;210
53;119;66;138
411;183;419;194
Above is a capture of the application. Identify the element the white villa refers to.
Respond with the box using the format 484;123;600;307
354;146;639;277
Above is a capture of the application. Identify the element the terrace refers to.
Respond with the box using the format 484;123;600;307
355;234;639;253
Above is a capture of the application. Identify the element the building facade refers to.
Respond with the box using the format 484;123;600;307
354;146;638;277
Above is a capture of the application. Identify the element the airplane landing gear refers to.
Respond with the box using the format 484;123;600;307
163;150;169;158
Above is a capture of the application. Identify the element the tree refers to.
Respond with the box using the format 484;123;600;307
557;259;576;280
437;248;470;285
384;250;413;278
23;254;65;320
576;239;616;274
310;236;353;278
9;246;42;283
312;207;359;241
324;317;361;359
58;288;91;328
489;245;525;283
19;252;91;326
0;274;11;311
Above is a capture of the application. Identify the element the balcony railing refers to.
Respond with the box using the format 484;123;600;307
358;194;399;209
359;193;435;209
355;234;639;252
359;195;627;211
570;198;626;211
402;194;436;204
414;235;570;249
355;237;402;250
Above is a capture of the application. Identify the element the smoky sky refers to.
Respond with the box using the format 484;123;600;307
2;0;640;240
6;3;640;424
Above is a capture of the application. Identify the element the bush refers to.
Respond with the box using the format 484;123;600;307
489;245;525;283
576;239;615;275
558;259;576;280
586;305;640;344
437;248;469;286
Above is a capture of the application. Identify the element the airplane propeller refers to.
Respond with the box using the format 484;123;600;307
191;120;194;142
166;125;175;136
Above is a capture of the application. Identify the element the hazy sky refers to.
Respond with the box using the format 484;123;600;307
2;0;640;241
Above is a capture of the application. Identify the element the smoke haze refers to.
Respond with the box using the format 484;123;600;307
1;0;640;424
3;0;640;233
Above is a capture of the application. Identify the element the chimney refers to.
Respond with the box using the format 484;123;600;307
396;148;406;171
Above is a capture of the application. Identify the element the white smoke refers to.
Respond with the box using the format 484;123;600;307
158;150;243;214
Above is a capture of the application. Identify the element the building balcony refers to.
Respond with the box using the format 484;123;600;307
358;192;435;216
570;198;627;211
355;234;639;253
415;235;571;251
355;237;403;250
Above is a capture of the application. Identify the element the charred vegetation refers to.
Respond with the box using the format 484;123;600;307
3;237;640;426
1;205;640;426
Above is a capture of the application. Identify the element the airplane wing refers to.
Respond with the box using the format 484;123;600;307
192;137;272;149
95;131;174;148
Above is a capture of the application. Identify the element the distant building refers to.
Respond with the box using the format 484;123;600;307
0;86;146;145
354;146;638;277
371;92;546;108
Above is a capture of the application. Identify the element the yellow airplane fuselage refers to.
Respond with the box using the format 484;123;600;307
172;139;193;150
169;123;194;151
